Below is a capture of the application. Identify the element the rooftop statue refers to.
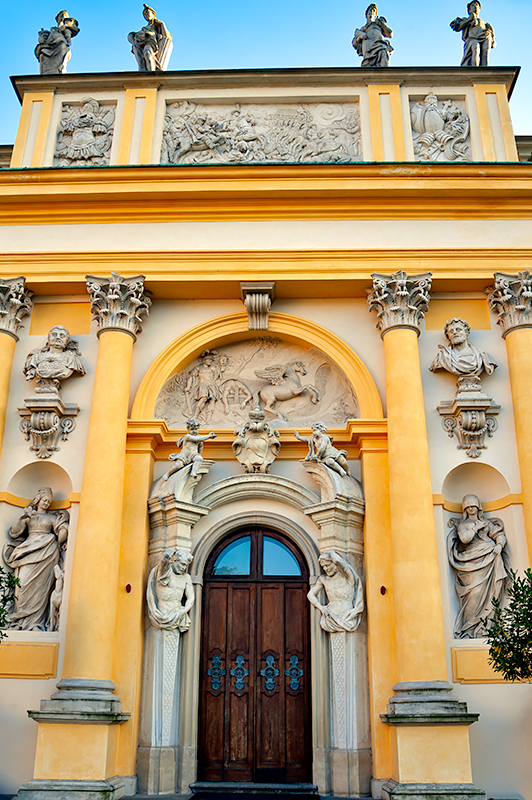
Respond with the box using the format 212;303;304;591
450;1;495;67
35;10;80;75
429;318;497;378
128;4;173;71
352;4;393;68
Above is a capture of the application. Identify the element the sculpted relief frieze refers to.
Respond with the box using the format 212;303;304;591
154;338;360;428
410;93;471;162
160;101;362;165
54;98;116;166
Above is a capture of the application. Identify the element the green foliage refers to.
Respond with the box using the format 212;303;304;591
0;566;18;639
482;569;532;682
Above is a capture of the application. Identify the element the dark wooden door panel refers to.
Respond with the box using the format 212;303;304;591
198;529;312;784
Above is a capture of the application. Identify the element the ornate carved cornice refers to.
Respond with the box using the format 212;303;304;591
85;272;151;340
367;270;432;337
0;277;33;340
486;270;532;337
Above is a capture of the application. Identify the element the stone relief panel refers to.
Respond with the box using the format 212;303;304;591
410;94;471;162
54;98;116;166
154;338;360;428
160;101;362;165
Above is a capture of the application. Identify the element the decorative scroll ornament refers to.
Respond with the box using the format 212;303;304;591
285;655;304;690
0;278;33;340
240;281;276;331
19;326;84;458
232;407;280;474
486;270;532;337
86;272;151;340
230;654;249;691
207;654;226;691
260;655;280;691
367;270;432;336
410;94;471;162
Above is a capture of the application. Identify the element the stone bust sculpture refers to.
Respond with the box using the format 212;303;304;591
307;551;364;633
2;487;69;631
23;325;85;393
146;549;195;631
450;1;495;67
429;318;497;378
352;4;393;67
447;495;510;638
128;4;173;71
35;10;80;75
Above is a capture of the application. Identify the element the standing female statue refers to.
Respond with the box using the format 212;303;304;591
35;10;80;75
447;495;510;638
352;4;393;68
3;488;69;631
128;4;173;71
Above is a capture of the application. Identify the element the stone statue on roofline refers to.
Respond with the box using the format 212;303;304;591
128;4;173;71
35;10;80;75
450;1;495;67
352;4;393;67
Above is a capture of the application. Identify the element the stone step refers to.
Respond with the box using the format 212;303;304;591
191;783;319;796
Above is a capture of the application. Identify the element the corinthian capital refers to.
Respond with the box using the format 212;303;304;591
0;277;33;340
368;270;432;337
487;271;532;337
86;272;151;340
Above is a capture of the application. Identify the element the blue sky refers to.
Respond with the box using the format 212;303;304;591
1;0;530;144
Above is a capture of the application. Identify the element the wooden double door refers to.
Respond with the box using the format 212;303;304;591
198;529;311;783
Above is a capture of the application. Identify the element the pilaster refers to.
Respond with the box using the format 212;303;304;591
487;270;532;564
0;277;33;458
368;271;483;800
24;274;151;800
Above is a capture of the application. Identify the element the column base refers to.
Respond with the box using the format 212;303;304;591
29;679;129;724
382;781;485;800
137;746;177;795
17;778;125;800
330;748;372;797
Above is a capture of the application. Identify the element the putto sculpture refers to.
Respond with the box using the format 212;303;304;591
146;549;195;631
23;325;85;394
2;487;69;631
447;495;510;638
163;418;216;481
307;551;364;633
450;1;495;67
128;4;173;72
430;318;497;379
294;421;351;478
232;407;280;473
35;10;80;75
352;4;393;68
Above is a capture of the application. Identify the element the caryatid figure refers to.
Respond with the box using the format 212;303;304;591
128;4;173;71
352;4;393;67
450;1;495;67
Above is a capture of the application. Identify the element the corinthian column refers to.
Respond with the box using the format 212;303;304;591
0;278;33;457
21;274;151;800
368;271;483;800
488;270;532;563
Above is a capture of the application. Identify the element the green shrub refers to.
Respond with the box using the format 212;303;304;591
482;569;532;682
0;567;18;639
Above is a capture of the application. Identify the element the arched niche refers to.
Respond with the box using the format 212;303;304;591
131;311;383;421
7;462;73;502
442;462;510;505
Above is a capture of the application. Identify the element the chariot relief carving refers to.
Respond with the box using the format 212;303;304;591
161;101;362;165
154;338;360;428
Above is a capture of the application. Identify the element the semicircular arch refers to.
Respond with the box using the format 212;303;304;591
131;311;383;420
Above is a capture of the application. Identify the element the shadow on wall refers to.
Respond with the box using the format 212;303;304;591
7;462;72;502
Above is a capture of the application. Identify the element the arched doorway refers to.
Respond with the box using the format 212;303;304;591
198;528;312;784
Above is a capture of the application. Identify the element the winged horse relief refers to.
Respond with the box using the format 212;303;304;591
253;362;320;420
